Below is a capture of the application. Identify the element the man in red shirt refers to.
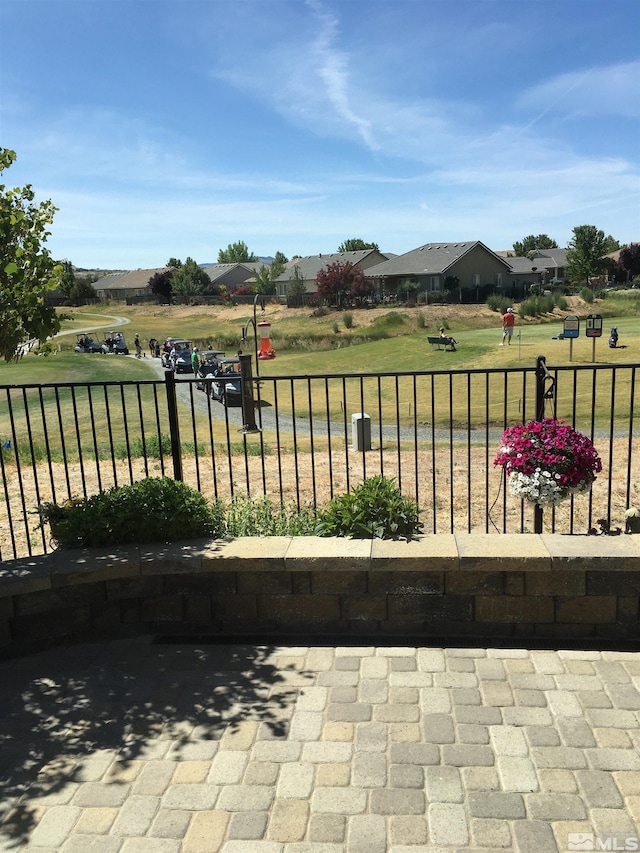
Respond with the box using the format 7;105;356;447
501;307;515;346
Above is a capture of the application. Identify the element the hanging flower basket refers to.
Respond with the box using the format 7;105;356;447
494;418;602;507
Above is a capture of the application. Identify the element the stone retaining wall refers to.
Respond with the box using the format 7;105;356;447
1;534;639;657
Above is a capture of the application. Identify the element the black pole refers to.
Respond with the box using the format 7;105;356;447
534;354;546;533
239;353;260;434
165;370;183;481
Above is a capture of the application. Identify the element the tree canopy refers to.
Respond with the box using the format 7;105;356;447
512;235;558;257
149;269;174;303
170;257;210;302
337;238;379;253
316;261;367;307
0;148;63;361
217;241;258;264
566;225;620;284
614;244;640;283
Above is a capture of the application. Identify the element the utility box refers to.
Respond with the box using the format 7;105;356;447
352;412;371;452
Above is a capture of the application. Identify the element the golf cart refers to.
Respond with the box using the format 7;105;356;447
102;332;129;355
74;334;106;354
210;357;242;407
161;339;194;373
195;350;226;392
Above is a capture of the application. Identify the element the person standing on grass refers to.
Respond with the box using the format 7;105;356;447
501;307;515;346
134;333;143;358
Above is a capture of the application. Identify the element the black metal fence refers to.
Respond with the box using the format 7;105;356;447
1;358;638;560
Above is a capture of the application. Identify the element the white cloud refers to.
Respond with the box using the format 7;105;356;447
517;61;640;118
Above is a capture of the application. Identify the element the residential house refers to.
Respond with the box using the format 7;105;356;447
529;249;568;284
273;249;390;302
93;268;170;302
202;262;270;294
365;241;514;302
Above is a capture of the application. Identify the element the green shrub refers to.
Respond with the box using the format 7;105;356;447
315;475;423;540
581;287;594;304
332;321;339;334
343;311;353;329
415;312;426;329
519;295;554;318
217;494;317;537
40;477;219;549
486;295;511;314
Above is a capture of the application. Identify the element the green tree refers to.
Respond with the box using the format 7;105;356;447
566;225;620;284
286;266;307;304
217;241;258;263
337;238;379;253
0;148;63;361
271;250;288;278
512;234;558;257
166;257;182;269
170;257;209;302
252;264;276;295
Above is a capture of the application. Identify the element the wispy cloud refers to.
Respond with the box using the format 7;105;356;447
517;61;640;118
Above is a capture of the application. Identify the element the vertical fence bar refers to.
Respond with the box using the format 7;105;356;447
165;371;183;482
534;355;547;534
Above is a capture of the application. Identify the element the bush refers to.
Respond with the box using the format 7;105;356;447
486;295;511;314
519;295;554;318
315;475;423;540
581;287;594;304
217;494;317;537
343;311;353;329
40;477;219;549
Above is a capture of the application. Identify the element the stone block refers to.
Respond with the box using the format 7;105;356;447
51;545;140;587
0;554;53;595
555;596;617;624
475;595;554;623
203;536;290;572
445;571;504;595
237;571;292;595
342;594;386;622
141;595;184;623
285;536;371;571
542;532;640;570
587;571;640;596
260;594;340;624
214;593;258;623
456;533;551;571
312;571;367;594
526;571;586;596
369;570;444;595
371;534;458;570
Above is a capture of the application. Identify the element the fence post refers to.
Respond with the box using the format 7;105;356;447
165;370;183;481
239;353;260;434
534;355;547;533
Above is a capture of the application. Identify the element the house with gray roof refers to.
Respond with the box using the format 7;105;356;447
273;249;390;301
529;248;569;283
93;268;173;302
202;262;268;293
365;241;514;301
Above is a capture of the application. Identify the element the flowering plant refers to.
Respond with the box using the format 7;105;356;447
494;418;602;506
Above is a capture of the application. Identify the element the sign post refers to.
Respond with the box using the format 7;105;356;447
585;314;603;363
563;315;580;362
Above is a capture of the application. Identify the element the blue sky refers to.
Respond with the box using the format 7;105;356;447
2;0;639;269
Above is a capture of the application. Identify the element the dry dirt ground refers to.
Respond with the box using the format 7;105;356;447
2;436;633;560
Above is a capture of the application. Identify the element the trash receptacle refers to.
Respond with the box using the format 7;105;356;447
352;412;371;452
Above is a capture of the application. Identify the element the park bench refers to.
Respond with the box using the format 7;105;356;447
427;335;456;351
